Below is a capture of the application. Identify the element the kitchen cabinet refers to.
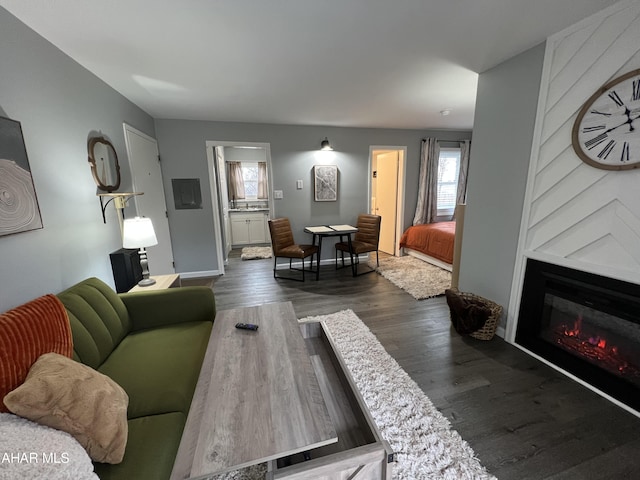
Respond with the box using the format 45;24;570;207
230;211;270;246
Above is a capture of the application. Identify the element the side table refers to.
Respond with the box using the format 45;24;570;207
128;273;181;292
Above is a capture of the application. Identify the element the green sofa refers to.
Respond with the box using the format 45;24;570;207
57;277;215;480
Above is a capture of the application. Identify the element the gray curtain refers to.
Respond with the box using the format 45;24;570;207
413;138;440;225
257;162;268;199
452;140;470;220
228;162;245;201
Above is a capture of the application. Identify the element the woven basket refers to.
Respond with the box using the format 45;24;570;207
449;289;503;341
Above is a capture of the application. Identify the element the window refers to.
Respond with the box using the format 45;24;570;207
241;163;259;199
437;148;460;216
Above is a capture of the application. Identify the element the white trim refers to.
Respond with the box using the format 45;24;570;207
512;342;640;419
179;270;222;279
368;145;407;257
205;140;274;278
403;248;453;272
205;146;226;276
520;249;640;286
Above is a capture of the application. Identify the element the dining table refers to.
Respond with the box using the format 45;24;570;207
303;224;358;280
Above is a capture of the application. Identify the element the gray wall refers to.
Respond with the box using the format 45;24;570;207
0;8;155;311
154;120;471;273
458;42;546;328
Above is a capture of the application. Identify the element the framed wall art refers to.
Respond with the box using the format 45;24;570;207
0;116;43;237
314;165;338;202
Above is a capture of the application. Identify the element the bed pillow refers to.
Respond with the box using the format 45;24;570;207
445;289;492;335
3;353;128;464
0;294;73;413
0;412;98;480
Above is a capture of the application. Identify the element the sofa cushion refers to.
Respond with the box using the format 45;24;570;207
98;321;212;419
58;278;132;369
0;294;73;413
94;412;186;480
3;352;129;464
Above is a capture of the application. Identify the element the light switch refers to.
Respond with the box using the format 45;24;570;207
296;180;303;190
274;190;283;199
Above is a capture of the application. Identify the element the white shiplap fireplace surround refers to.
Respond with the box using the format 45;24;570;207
505;0;640;416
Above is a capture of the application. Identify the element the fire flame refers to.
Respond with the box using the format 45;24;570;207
564;315;582;337
556;314;639;379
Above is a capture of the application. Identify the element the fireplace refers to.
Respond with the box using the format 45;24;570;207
516;259;640;411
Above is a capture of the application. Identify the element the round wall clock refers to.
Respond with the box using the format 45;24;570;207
572;68;640;170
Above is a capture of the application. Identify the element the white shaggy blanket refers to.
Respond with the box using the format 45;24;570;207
0;413;98;480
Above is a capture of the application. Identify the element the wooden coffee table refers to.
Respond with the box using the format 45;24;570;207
171;302;337;479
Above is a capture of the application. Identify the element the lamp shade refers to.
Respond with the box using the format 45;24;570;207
122;217;158;249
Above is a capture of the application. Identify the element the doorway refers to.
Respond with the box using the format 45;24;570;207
370;146;406;256
205;141;274;276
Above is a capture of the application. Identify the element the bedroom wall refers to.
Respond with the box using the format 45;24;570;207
154;119;471;274
0;8;155;311
457;42;546;333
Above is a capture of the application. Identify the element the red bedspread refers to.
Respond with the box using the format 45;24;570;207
399;221;455;264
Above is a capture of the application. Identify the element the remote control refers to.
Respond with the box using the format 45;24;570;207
235;322;259;331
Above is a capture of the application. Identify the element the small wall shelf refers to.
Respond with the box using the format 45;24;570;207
98;192;143;224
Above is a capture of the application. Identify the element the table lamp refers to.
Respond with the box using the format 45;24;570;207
123;216;158;286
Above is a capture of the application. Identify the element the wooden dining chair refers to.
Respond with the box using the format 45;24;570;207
268;218;318;282
335;214;381;276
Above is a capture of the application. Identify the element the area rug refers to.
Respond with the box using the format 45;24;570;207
373;255;451;299
209;310;495;480
240;246;272;260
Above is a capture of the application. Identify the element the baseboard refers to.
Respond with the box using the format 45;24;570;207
179;270;222;278
404;248;453;272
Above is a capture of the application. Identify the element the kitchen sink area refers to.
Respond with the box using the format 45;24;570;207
229;204;271;246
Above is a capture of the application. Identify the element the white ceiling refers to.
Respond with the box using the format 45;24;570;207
1;0;619;130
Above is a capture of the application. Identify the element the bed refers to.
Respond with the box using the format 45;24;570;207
399;221;456;271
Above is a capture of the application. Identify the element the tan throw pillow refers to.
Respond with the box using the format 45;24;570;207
3;352;128;464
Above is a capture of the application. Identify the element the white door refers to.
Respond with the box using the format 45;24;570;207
215;147;232;259
376;151;399;255
123;124;175;275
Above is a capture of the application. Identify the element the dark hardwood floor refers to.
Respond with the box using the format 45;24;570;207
183;251;640;479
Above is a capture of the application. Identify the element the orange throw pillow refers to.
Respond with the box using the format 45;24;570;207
0;294;73;412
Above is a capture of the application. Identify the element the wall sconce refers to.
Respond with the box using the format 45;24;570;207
122;216;158;287
320;137;333;151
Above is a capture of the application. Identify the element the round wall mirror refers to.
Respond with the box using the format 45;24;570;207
88;137;121;192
